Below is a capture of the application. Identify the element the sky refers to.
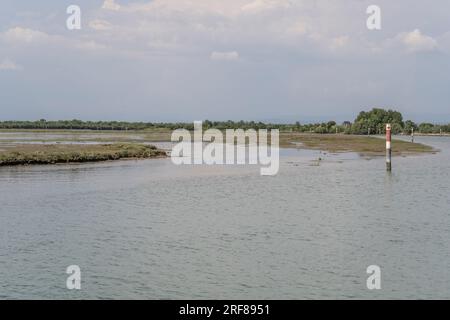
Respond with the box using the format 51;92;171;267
1;0;450;123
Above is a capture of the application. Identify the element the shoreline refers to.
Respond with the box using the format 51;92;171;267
0;131;437;167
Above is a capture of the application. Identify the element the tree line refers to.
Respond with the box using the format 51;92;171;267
1;109;449;134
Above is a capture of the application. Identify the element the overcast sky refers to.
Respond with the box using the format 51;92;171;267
1;0;450;122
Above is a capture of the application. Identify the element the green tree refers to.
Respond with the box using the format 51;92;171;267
353;108;404;134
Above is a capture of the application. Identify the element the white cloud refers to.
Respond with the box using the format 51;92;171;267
3;3;443;62
89;19;113;31
1;26;107;54
241;0;291;14
400;29;437;52
0;1;342;62
210;51;240;61
0;58;23;71
126;0;246;17
1;27;48;43
102;0;121;11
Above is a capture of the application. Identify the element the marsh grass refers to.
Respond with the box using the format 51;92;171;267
0;143;167;166
280;133;435;156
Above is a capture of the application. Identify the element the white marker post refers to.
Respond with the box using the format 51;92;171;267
386;124;392;172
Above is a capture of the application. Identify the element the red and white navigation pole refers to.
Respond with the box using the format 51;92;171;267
386;124;392;172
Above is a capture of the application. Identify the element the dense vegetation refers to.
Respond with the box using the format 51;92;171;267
1;109;449;134
350;108;450;135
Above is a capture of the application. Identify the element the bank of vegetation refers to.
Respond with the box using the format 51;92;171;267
0;143;166;166
279;133;434;156
0;108;449;135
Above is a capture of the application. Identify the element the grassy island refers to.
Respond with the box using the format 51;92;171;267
280;133;435;156
0;143;167;166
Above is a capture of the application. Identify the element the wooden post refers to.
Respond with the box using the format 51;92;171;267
386;124;392;172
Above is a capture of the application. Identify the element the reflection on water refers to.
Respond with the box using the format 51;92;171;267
1;136;450;299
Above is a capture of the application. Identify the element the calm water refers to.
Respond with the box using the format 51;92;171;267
1;136;450;299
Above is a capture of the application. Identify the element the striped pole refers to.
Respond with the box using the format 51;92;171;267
411;128;414;143
386;124;392;172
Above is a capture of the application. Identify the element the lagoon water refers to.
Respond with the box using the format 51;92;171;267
1;136;450;299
